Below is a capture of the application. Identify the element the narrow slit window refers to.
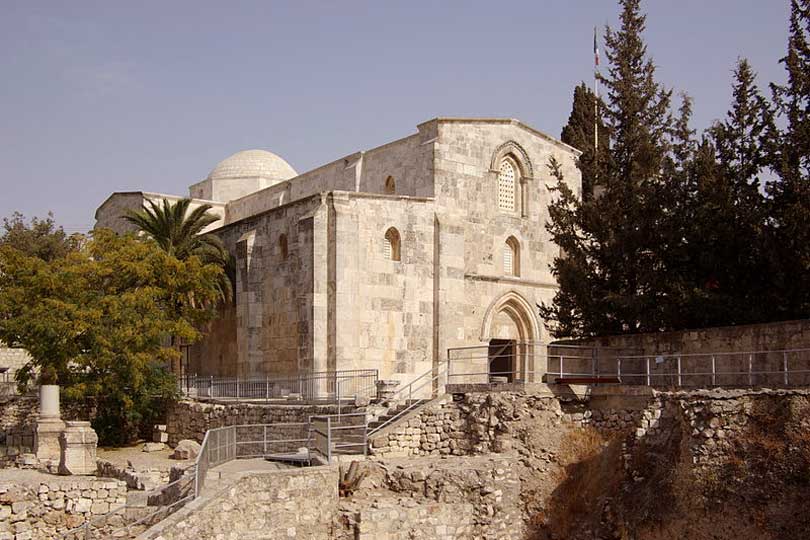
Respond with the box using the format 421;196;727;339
384;227;401;261
385;176;396;195
504;236;520;276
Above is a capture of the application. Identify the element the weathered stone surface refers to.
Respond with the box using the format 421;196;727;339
58;421;97;475
169;440;201;460
142;442;165;453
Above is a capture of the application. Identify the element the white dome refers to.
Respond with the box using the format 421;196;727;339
207;149;297;182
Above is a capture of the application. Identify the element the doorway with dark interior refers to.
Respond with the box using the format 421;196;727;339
488;339;515;382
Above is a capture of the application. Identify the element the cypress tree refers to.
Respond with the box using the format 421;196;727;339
543;0;675;337
768;0;810;319
560;83;609;200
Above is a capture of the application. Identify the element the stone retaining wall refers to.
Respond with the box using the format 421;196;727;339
337;456;523;540
166;400;356;446
0;476;127;539
369;392;591;458
140;467;338;540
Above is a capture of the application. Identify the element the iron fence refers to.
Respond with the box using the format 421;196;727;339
446;343;810;388
194;422;312;496
181;369;378;403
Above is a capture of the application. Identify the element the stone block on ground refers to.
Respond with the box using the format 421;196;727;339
170;439;201;460
59;421;98;475
142;442;165;453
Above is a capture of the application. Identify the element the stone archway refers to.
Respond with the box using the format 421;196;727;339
480;292;540;383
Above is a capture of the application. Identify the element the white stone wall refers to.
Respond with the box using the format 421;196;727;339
189;118;581;382
330;193;436;383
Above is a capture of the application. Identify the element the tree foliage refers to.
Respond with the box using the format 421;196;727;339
0;229;224;445
542;0;809;338
125;198;233;303
0;212;83;262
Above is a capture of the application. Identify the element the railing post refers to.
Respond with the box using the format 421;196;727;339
326;416;332;465
337;381;342;423
84;520;91;540
209;375;214;398
784;351;789;386
616;358;621;382
677;356;682;387
748;354;753;386
236;377;240;400
265;376;269;402
592;348;598;379
560;355;565;379
711;355;716;386
645;357;651;386
263;425;268;455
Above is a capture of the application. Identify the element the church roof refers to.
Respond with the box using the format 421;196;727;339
207;149;297;182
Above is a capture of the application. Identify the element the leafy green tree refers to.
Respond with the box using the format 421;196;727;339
560;83;610;200
768;0;810;319
0;212;83;261
0;230;224;445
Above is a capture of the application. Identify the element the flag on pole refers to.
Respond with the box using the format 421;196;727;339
594;27;599;66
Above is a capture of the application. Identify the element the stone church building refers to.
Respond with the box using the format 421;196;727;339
95;118;581;387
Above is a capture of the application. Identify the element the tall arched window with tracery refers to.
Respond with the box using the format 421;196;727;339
504;236;520;276
384;227;401;262
498;159;517;212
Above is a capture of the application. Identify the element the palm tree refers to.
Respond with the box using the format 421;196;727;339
125;199;233;302
124;198;234;376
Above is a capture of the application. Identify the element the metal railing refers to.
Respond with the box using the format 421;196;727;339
446;342;810;388
181;369;378;403
310;413;368;463
367;362;447;437
194;422;312;496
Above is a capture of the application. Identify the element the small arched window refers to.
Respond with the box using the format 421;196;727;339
384;176;396;195
504;236;520;276
498;159;517;211
384;227;401;262
279;234;288;260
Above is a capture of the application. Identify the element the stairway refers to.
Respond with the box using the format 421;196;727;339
367;399;428;434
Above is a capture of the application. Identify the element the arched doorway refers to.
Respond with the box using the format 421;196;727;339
480;292;540;383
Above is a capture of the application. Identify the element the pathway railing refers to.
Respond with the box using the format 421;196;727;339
446;342;810;388
181;369;378;403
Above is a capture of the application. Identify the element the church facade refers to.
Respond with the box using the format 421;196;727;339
95;118;581;387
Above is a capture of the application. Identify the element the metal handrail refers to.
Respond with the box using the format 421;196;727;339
182;369;378;403
367;364;447;437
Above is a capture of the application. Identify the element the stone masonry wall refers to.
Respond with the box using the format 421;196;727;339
575;319;810;356
0;397;37;466
0;476;127;539
336;456;524;540
369;392;592;458
0;348;29;385
166;400;354;446
141;467;338;540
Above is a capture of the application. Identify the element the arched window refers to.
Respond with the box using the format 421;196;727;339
498;159;517;211
384;176;396;195
384;227;401;262
504;236;520;276
279;234;288;260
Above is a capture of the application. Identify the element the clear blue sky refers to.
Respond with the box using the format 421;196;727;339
0;1;791;232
